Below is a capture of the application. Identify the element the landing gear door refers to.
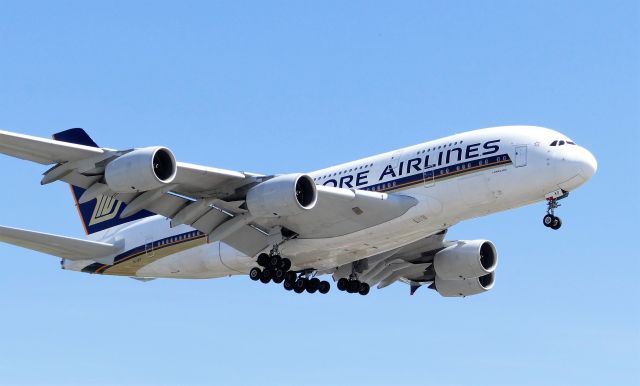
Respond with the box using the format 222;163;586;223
515;145;527;168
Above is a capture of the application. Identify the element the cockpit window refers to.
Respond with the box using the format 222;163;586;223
550;139;576;146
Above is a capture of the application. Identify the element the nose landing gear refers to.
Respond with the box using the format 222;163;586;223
543;190;568;230
543;213;562;230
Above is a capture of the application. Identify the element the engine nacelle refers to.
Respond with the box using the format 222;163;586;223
105;147;177;193
433;272;495;297
433;240;498;280
246;174;317;217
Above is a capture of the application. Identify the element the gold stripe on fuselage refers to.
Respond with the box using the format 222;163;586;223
94;158;512;275
100;235;208;276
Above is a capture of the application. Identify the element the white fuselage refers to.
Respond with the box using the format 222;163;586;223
63;126;597;279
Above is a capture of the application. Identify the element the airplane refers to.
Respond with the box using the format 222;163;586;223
0;125;596;297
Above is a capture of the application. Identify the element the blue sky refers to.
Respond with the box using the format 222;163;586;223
0;1;638;385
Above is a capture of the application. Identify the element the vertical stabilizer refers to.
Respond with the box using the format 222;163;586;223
53;128;155;235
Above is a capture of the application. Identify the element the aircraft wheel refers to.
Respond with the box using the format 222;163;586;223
260;268;272;284
249;267;261;281
257;253;270;267
284;271;297;283
306;278;320;293
294;278;307;293
273;269;285;283
279;258;292;272
347;280;360;294
268;255;281;268
283;280;294;291
551;217;562;230
358;282;370;296
543;214;554;227
318;280;331;294
337;278;348;291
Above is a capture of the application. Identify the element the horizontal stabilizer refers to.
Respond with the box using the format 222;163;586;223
0;225;122;260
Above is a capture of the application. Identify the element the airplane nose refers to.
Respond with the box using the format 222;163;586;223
579;148;598;180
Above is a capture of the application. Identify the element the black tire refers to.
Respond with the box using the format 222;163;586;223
318;280;330;294
249;267;261;281
551;217;562;230
273;269;285;281
294;278;307;292
284;271;297;283
347;280;360;294
259;269;272;284
257;253;270;267
337;278;348;291
358;282;370;296
293;285;305;294
280;258;292;272
283;280;294;291
306;278;320;293
268;255;281;268
543;214;554;227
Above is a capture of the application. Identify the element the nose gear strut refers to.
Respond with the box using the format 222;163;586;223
543;190;569;230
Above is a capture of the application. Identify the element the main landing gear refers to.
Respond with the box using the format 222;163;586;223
249;253;330;295
336;276;370;296
543;191;568;230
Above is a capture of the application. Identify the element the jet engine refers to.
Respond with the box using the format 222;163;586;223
105;147;177;193
433;240;497;280
246;174;317;217
432;272;495;297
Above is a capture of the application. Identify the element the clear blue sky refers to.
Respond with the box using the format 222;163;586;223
0;1;638;385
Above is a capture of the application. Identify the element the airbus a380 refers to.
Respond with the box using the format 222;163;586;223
0;126;596;297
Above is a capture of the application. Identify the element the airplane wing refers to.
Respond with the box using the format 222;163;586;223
331;230;448;293
330;230;498;297
0;129;419;257
0;225;123;260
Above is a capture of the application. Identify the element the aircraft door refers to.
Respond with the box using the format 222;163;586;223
423;169;435;187
515;145;527;167
144;236;155;257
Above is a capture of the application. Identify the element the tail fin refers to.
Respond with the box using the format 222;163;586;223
53;128;155;236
